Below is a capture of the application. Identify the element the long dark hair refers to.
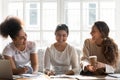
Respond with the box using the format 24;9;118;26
94;21;118;66
0;16;23;39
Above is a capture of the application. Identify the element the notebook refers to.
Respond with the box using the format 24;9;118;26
0;60;13;80
108;73;120;78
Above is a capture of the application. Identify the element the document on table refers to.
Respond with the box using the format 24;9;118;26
13;72;50;80
13;73;41;79
108;73;120;78
20;72;43;78
50;74;115;80
74;75;103;79
51;74;70;78
50;74;79;79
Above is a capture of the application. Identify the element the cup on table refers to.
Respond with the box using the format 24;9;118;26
89;56;97;67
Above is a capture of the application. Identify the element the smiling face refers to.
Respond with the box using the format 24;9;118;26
55;30;68;43
90;26;102;42
13;29;27;46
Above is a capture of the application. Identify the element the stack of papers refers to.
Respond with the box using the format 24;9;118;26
20;72;43;78
50;74;79;79
21;73;40;78
13;72;50;80
108;74;120;78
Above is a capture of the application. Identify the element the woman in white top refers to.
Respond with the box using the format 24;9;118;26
44;24;79;75
0;16;38;75
80;21;119;75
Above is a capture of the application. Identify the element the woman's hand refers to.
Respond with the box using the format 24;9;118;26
96;62;105;69
11;66;29;75
17;67;29;74
45;70;55;76
85;65;96;72
65;70;74;75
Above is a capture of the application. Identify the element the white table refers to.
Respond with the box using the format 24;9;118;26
0;74;119;80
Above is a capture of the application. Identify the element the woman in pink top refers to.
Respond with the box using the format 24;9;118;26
0;16;38;75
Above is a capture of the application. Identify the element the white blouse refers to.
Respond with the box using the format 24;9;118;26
44;43;79;74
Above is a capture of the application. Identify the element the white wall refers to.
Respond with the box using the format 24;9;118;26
0;0;8;20
0;0;9;53
115;0;120;48
0;0;2;21
116;0;120;30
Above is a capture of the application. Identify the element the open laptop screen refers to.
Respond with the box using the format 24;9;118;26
0;60;13;79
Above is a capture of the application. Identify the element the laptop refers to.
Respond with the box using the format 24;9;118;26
0;60;44;80
0;60;13;80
